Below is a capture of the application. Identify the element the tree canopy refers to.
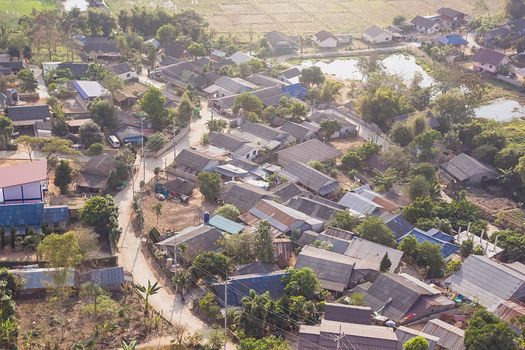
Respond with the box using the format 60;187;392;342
465;309;518;350
355;216;396;247
80;195;121;243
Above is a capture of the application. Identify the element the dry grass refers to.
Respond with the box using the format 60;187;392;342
107;0;504;37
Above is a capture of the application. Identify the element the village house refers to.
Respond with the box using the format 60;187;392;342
381;213;414;240
344;237;403;273
279;121;319;143
455;230;503;258
286;195;345;221
265;31;297;55
209;131;259;160
228;51;254;65
71;80;111;109
298;319;398;350
422;319;465;350
298;229;354;254
156;225;223;262
440;152;498;185
396;326;440;350
0;54;24;75
337;185;399;217
281;161;340;196
242;199;324;234
221;181;277;213
207;214;245;235
172;148;220;181
309;111;357;139
411;16;441;34
436;7;467;28
108;62;138;82
355;273;455;324
398;228;459;259
203;75;258;98
5;104;51;136
144;38;161;49
0;160;69;230
472;47;510;74
449;255;525;310
363;25;393;44
436;34;468;48
76;153;116;192
279;67;301;84
270;182;304;202
277;139;340;167
42;62;89;79
315;30;339;49
323;303;373;324
80;37;120;61
295;245;376;293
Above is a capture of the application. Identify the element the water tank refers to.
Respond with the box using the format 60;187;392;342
203;212;210;224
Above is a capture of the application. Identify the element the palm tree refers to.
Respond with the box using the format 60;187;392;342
121;340;137;350
498;167;515;187
134;280;161;316
152;202;163;227
298;33;312;55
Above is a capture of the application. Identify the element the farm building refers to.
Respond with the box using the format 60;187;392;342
440;153;498;185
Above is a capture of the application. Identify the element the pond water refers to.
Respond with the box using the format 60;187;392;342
63;0;88;11
474;98;525;122
299;54;435;87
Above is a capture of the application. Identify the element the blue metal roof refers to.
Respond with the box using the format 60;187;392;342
426;228;454;243
15;268;75;290
383;213;414;240
282;83;307;100
88;266;125;287
438;34;468;46
213;271;286;306
398;228;459;258
0;203;68;228
208;215;245;235
43;206;69;224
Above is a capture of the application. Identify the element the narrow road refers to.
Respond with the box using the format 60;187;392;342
31;65;49;99
116;100;236;348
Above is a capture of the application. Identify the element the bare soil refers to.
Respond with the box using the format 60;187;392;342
16;286;173;350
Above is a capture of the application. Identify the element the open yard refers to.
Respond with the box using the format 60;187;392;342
106;0;503;37
0;0;56;20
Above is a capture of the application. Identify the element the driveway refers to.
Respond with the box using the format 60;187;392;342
31;65;49;99
116;101;235;347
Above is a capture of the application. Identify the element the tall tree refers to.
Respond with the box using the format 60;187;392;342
299;66;325;87
505;0;525;19
79;122;104;147
54;160;73;194
197;172;221;201
380;253;392;272
140;87;170;131
80;195;121;243
89;99;118;131
17;68;38;92
281;267;321;300
355;216;396;247
255;221;274;263
403;336;429;350
465;309;517;350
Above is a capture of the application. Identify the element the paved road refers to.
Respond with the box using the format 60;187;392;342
116;100;235;347
31;66;49;99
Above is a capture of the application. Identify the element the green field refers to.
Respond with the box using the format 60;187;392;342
0;0;57;19
106;0;504;37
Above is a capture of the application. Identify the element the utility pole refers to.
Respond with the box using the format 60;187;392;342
141;115;145;183
224;276;228;350
333;325;345;350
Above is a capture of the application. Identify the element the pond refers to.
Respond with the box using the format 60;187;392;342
299;54;435;87
474;98;525;122
63;0;88;11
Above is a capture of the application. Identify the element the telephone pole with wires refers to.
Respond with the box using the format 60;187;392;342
224;276;228;350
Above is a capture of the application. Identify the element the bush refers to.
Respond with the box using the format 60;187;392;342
340;151;362;170
145;132;167;152
87;143;104;156
214;204;240;220
446;259;462;274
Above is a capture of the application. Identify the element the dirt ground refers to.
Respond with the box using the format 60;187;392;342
142;188;218;234
16;286;173;350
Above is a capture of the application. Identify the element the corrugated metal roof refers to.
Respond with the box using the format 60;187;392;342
286;196;343;221
221;182;275;213
441;153;498;182
396;326;439;350
281;161;339;195
156;225;223;254
449;254;525;309
422;319;464;350
344;237;403;273
338;191;381;216
71;80;109;99
0;203;45;227
249;199;323;232
277;139;340;167
14;268;75;290
324;303;372;324
86;266;125;287
399;228;459;258
208;215;245;234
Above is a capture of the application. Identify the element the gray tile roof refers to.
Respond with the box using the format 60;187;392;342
316;30;338;42
449;254;525;309
241;121;290;142
234;261;281;276
344;237;403;273
108;62;133;75
422;319;464;350
277;139;340;167
411;16;439;29
441;153;498;182
396;326;439;350
472;47;508;66
209;131;249;152
245;74;285;88
281;161;339;196
221;182;276;213
174;148;216;174
265;31;294;47
324;303;372;324
270;182;304;201
6;104;50;122
280;121;316;142
286;195;344;222
364;25;392;38
436;7;466;18
319;319;398;349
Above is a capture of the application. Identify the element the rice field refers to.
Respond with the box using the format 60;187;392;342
0;0;57;19
106;0;504;37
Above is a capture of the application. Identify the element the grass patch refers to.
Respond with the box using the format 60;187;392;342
0;0;57;19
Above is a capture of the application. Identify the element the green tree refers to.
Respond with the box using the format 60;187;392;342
408;175;431;201
390;122;413;146
461;240;474;257
415;242;445;277
214;204;240;220
80;195;121;243
403;336;429;350
282;267;321;300
232;93;264;115
491;230;525;262
380;253;392;272
239;336;290;350
434;89;474;131
237;290;272;338
255;221;274;263
140;87;170;131
206;119;228;133
299;66;325;87
89;99;118;131
197;172;221;201
187;42;206;58
17;68;38;92
465;309;517;350
172;270;191;299
412;129;441;162
318;79;343;102
341;151;362;170
87;143;104;156
152;202;162;226
393;15;406;25
134;280;161;316
79;122;104;147
54;160;73;194
0;116;14;148
145;132;167;152
37;232;83;267
220;231;256;264
156;24;179;44
355;216;396;248
399;235;418;260
176;93;193;127
359;86;413;128
198;292;222;321
404;196;434;223
319;119;341;140
328;211;360;231
189;252;230;281
505;0;525;19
